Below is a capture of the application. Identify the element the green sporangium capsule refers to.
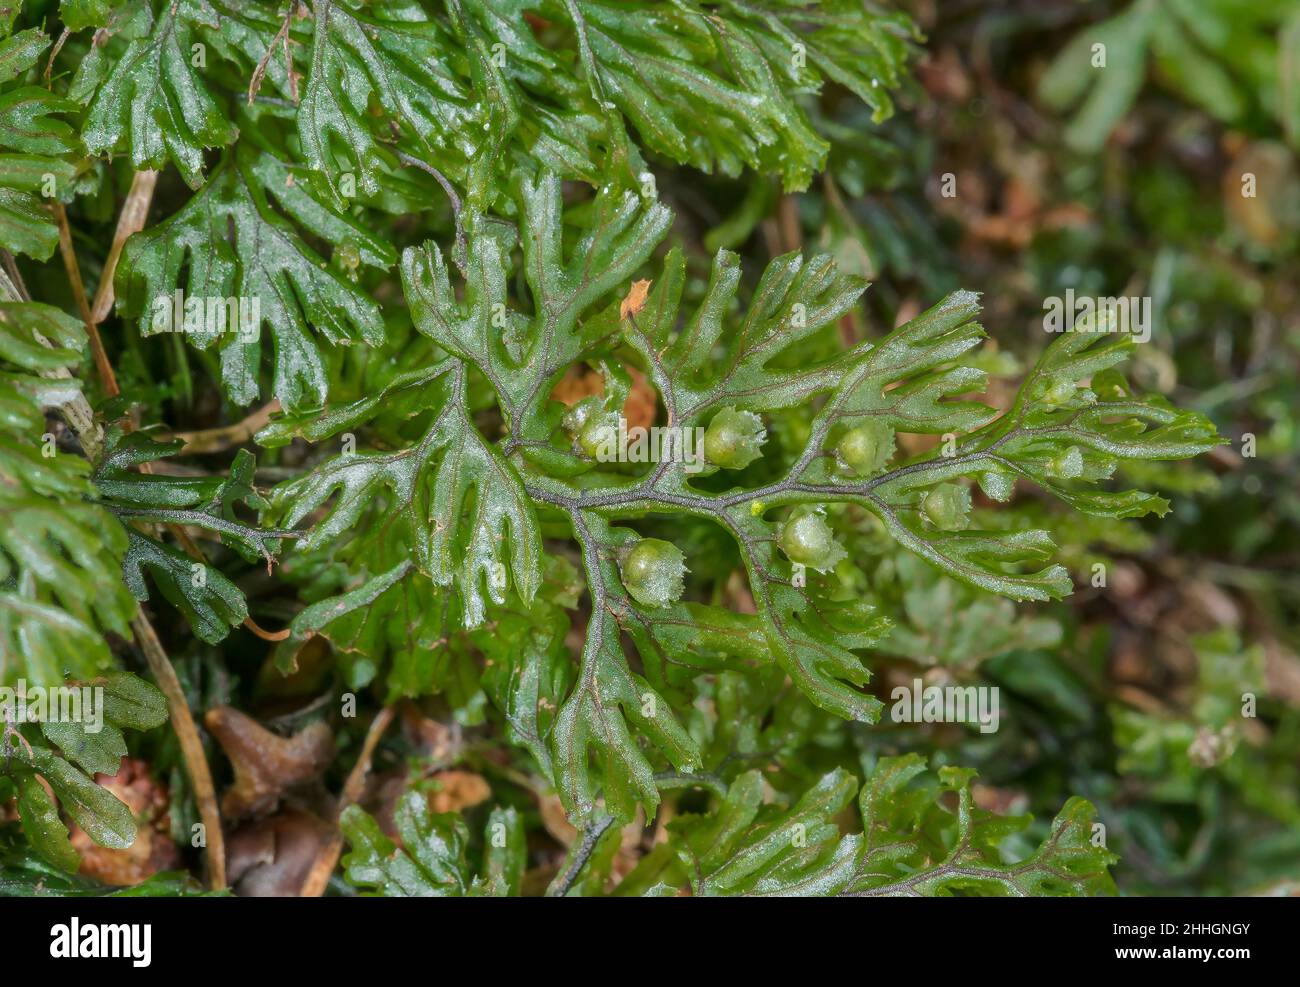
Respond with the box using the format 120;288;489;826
777;509;846;573
563;397;601;438
921;484;971;530
703;406;766;469
1037;374;1076;408
577;411;620;462
978;465;1014;502
619;538;687;607
835;421;895;476
1049;445;1084;479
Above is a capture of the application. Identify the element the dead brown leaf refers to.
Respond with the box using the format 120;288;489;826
620;278;652;320
226;807;333;897
205;706;334;820
427;770;491;814
550;365;657;429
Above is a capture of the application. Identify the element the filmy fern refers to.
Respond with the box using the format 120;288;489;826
0;0;1226;897
263;173;1218;828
